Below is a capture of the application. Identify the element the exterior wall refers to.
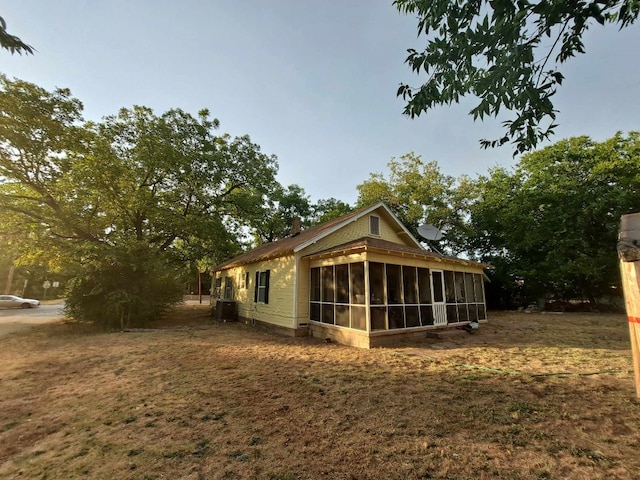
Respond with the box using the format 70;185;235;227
213;264;249;305
214;255;297;330
301;212;411;257
240;316;309;337
367;321;488;347
309;322;372;349
296;255;310;329
310;319;489;349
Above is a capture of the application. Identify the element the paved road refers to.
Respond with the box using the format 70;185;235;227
0;302;66;337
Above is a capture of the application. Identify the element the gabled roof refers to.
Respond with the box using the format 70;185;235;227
213;202;422;271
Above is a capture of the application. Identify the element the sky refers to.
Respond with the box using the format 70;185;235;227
3;1;639;205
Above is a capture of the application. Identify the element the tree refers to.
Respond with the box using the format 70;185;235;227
0;16;34;55
0;76;279;327
467;132;640;304
252;184;312;243
311;198;353;224
356;153;466;253
394;0;639;154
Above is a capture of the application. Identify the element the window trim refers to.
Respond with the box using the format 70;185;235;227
214;277;222;298
254;270;270;304
241;271;250;289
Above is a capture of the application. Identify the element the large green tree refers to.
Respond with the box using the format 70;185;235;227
252;184;312;243
468;132;640;303
311;198;353;224
356;153;468;253
249;187;354;243
394;0;639;154
0;76;278;327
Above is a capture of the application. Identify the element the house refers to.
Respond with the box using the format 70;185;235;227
212;202;487;348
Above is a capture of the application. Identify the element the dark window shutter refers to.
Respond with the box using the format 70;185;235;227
264;270;270;304
254;272;259;302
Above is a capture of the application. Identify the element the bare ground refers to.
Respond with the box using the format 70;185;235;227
0;306;638;479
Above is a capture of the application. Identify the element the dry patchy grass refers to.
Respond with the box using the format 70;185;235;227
1;307;639;479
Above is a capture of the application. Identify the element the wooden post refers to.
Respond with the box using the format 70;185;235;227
618;213;640;398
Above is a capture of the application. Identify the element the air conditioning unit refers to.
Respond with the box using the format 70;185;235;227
214;300;237;322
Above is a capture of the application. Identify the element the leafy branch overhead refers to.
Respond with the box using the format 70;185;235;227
394;0;639;154
0;16;34;55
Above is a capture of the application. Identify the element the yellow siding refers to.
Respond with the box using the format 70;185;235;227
215;255;297;328
309;252;367;269
301;209;412;257
296;256;310;326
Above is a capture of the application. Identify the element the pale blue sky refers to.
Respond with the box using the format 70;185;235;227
3;1;639;204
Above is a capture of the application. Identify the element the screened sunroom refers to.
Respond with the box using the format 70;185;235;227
308;257;486;341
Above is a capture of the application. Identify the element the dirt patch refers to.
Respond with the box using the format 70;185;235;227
1;307;638;479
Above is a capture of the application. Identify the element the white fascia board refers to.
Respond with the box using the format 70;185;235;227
383;204;424;249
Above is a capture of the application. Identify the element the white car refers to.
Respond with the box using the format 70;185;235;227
0;295;41;308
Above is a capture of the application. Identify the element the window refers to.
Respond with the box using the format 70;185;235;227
431;271;444;303
335;264;349;304
388;306;405;329
403;266;418;304
309;263;366;331
444;271;455;302
224;277;233;300
405;306;420;327
454;272;466;302
473;274;484;303
254;270;270;304
241;271;250;289
214;277;222;298
418;268;431;304
370;306;387;330
335;305;349;327
321;266;334;302
310;268;320;302
369;262;385;305
442;271;486;322
464;273;475;302
351;262;365;304
386;264;402;304
369;215;380;236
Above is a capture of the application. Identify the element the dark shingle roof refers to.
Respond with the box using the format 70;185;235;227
213;203;381;270
213;202;486;271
